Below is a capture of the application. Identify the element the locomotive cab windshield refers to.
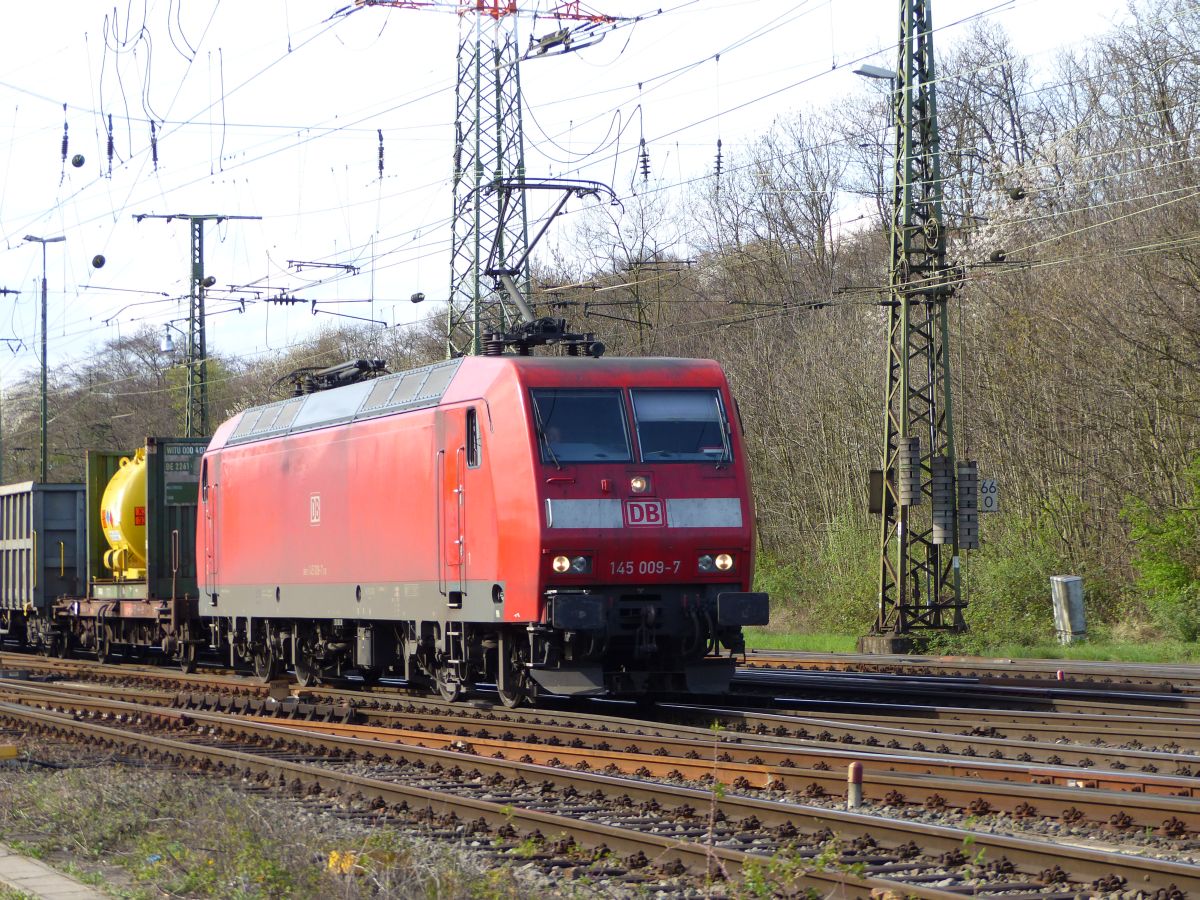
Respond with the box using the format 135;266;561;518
532;387;733;465
631;389;731;463
532;388;632;463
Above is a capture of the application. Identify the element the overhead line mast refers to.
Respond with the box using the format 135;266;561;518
133;214;262;437
861;0;974;652
352;0;623;357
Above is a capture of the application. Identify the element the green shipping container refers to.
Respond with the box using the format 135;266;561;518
87;437;208;601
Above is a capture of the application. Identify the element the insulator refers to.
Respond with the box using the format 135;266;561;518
714;138;723;179
60;104;69;165
377;128;384;179
106;114;114;178
639;138;650;181
1007;185;1026;201
897;436;921;506
989;249;1006;264
150;121;158;171
91;254;106;269
930;455;955;544
957;460;980;549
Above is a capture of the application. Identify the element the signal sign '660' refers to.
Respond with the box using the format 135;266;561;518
623;499;665;527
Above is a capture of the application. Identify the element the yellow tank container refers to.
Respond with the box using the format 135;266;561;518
100;448;148;580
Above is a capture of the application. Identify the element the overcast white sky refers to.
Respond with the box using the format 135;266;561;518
0;0;1128;387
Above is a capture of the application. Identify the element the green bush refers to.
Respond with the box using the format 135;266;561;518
755;510;876;635
958;512;1066;649
1124;457;1200;641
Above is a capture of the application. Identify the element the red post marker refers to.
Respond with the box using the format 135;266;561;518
847;761;863;810
1056;669;1065;681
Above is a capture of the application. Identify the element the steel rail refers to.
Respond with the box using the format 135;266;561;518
667;702;1200;772
0;698;960;899
745;650;1200;687
2;686;1199;895
236;714;1200;834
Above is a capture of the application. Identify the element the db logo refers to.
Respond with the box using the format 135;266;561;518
309;493;321;525
624;499;665;527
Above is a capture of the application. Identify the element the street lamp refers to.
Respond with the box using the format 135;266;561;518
159;321;187;354
23;234;65;483
854;64;898;81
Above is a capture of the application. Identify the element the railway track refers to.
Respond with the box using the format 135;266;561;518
745;649;1200;690
2;679;1198;897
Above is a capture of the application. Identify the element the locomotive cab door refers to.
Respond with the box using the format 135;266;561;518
201;457;218;601
436;409;467;607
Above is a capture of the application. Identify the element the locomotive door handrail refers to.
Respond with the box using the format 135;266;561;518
436;449;445;596
454;444;466;601
203;481;217;599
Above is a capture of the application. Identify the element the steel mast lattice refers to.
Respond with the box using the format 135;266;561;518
865;0;967;649
449;2;531;356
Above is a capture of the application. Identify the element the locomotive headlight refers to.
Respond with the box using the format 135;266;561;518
699;553;735;573
570;555;592;574
630;475;650;494
552;555;571;573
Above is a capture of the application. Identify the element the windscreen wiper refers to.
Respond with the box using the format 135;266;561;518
532;400;562;471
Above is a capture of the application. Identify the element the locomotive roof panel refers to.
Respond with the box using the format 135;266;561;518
225;358;463;446
219;355;725;448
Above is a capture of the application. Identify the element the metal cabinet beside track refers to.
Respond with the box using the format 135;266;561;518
0;482;86;616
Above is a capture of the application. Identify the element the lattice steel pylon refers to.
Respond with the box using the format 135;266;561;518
867;0;966;646
354;0;626;356
449;3;531;357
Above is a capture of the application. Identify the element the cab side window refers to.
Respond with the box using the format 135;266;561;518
466;407;481;468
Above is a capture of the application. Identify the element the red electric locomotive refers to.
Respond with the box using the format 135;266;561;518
197;354;768;703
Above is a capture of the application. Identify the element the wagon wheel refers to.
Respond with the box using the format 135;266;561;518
434;664;461;703
177;641;197;674
95;631;111;665
252;644;280;682
54;628;73;659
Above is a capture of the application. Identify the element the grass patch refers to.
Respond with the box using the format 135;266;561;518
976;639;1200;664
0;763;533;899
743;630;857;653
743;632;1200;663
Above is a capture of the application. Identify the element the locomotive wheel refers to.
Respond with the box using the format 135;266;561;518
253;645;280;682
495;633;534;708
294;651;321;688
95;634;110;664
434;665;461;702
496;679;529;709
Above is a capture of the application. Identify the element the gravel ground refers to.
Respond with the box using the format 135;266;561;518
0;731;599;900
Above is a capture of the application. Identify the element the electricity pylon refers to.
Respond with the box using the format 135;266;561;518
863;0;968;651
449;4;531;356
352;1;621;356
